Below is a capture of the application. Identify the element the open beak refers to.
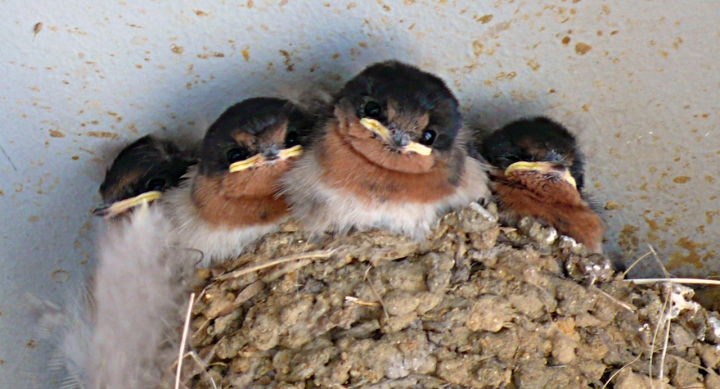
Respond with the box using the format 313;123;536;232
93;190;162;218
359;118;433;156
277;145;303;160
505;161;577;189
229;154;264;173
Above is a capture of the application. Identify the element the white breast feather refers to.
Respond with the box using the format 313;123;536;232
281;148;490;239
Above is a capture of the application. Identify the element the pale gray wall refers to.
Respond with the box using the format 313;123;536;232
2;0;719;386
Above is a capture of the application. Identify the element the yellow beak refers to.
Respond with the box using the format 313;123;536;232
229;154;264;173
93;190;162;218
229;145;303;173
504;161;577;189
359;118;433;156
359;118;392;142
278;145;303;159
402;142;433;156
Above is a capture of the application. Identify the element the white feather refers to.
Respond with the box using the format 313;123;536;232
281;148;491;239
163;167;281;267
39;203;195;389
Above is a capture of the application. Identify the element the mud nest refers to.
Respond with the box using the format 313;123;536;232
174;203;720;389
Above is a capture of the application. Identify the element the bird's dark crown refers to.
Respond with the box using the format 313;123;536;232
336;60;462;152
198;97;315;177
479;116;585;190
99;135;195;203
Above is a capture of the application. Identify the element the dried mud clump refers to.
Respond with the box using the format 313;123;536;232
174;203;720;389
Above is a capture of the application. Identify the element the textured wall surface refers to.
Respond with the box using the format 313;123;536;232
1;0;719;386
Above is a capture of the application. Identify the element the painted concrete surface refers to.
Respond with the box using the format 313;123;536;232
1;0;719;386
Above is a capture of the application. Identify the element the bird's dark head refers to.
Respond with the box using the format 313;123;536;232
95;135;195;218
479;117;585;191
331;61;464;173
196;97;315;197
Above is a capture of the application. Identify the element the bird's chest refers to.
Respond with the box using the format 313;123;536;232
205;195;288;227
192;175;289;228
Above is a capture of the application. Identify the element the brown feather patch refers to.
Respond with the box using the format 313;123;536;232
317;117;458;205
492;171;605;253
191;163;293;227
386;99;430;136
232;122;288;150
220;160;294;198
331;104;436;174
102;170;141;202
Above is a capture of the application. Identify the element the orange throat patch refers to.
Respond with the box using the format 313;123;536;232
492;171;605;253
192;164;292;228
316;121;459;205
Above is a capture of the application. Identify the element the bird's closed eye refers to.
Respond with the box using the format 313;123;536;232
145;177;166;192
363;101;382;119
227;148;250;164
285;131;300;148
500;155;522;164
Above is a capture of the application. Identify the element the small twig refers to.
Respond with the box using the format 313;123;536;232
628;278;720;286
601;353;643;389
364;266;390;323
263;258;313;283
669;354;712;374
186;351;219;389
621;250;653;278
215;249;336;280
345;296;380;307
590;285;636;312
621;244;668;279
658;306;672;388
648;245;670;279
649;287;672;389
175;293;195;389
191;318;213;340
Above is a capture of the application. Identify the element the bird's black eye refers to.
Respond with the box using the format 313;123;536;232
501;154;521;163
363;101;382;119
145;177;166;192
226;148;249;164
285;131;299;148
419;130;437;146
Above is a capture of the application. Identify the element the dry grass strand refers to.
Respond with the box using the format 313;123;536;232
215;249;336;281
175;293;195;389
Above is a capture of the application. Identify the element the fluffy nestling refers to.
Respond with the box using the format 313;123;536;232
39;202;194;389
164;97;315;266
281;60;490;239
36;136;198;388
479;116;605;253
94;135;195;218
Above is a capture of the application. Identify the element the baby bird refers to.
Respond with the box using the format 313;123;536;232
164;97;315;266
39;136;198;389
94;135;195;218
281;60;490;239
479;116;605;253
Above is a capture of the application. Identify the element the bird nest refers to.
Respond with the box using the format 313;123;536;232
170;202;720;389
